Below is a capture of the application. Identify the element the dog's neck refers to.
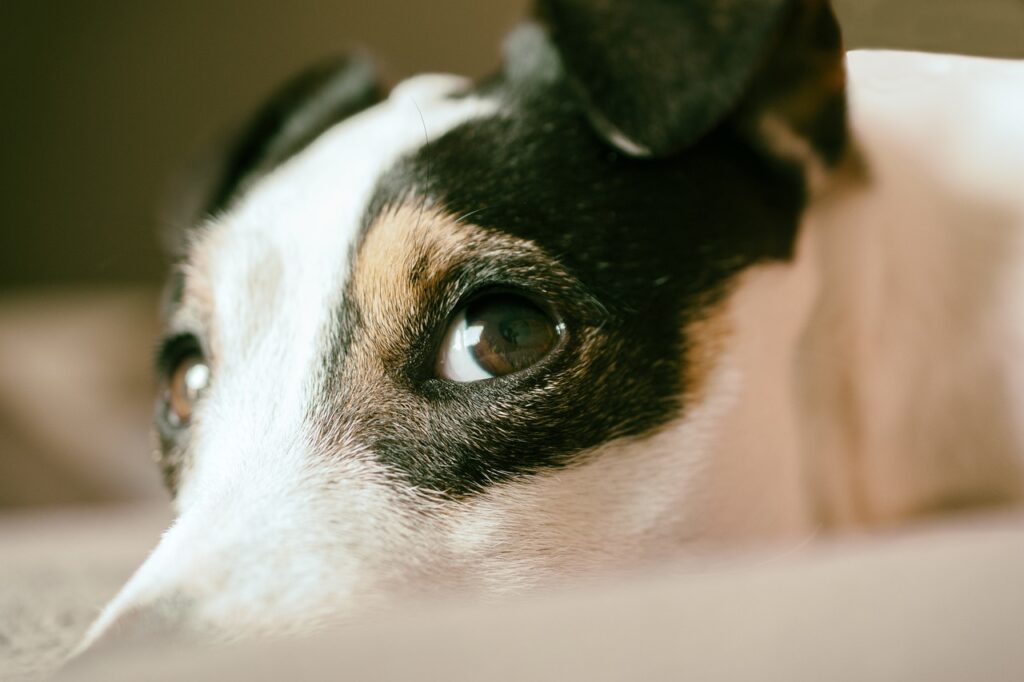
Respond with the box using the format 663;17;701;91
702;53;1024;537
798;52;1024;526
797;148;1024;527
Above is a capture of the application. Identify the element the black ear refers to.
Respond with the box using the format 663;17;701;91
167;54;382;231
537;0;847;163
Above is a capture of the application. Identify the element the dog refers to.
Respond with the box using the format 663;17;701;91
80;0;1024;649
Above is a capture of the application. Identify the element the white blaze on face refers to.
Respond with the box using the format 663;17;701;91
178;75;497;510
80;76;498;646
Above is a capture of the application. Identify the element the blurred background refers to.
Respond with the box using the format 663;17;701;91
1;0;1023;508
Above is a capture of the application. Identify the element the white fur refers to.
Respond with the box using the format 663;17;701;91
80;75;499;647
79;51;1024;652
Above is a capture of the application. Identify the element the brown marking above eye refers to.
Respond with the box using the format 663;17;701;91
347;204;470;357
347;203;575;365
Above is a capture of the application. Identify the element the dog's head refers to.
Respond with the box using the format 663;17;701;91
88;0;848;643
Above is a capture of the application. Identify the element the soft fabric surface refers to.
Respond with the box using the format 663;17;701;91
1;506;1022;680
0;506;169;680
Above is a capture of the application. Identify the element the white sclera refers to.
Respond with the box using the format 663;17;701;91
438;309;492;383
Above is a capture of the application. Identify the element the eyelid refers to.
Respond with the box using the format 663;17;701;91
454;285;566;331
155;332;204;376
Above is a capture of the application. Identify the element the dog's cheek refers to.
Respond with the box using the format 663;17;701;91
434;366;744;589
154;428;190;500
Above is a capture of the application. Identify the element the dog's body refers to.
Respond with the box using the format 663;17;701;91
81;1;1024;648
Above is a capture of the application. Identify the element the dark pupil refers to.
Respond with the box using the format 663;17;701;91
466;295;557;376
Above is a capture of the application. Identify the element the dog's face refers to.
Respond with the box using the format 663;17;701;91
90;0;848;640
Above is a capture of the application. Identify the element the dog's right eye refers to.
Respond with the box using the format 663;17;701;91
436;293;561;383
158;335;210;429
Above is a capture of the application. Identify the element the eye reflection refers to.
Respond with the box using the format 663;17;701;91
166;353;210;427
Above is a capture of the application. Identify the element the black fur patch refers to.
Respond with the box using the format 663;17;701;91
535;0;790;157
317;58;809;497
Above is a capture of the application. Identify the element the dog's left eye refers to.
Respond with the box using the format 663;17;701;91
159;336;211;428
437;293;561;382
167;354;209;426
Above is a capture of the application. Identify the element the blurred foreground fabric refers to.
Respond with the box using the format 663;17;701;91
0;507;1020;681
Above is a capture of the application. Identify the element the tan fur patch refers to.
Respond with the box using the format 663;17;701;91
349;204;476;356
682;294;734;403
348;203;584;364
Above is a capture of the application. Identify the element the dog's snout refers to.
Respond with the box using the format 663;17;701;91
74;592;195;661
105;597;191;639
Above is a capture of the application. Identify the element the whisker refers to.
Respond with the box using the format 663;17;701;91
454;207;488;224
412;100;431;234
